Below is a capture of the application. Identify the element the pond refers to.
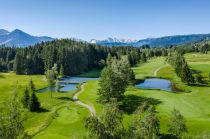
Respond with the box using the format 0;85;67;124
60;77;99;83
38;77;99;92
135;78;172;91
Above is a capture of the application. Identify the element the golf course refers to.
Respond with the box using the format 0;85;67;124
0;52;210;138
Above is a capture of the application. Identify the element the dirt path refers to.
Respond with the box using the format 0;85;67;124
153;65;167;76
73;84;96;116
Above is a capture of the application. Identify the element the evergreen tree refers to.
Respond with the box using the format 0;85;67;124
141;52;147;63
29;92;40;112
13;53;23;74
21;87;30;108
167;52;194;84
181;62;194;84
28;78;36;93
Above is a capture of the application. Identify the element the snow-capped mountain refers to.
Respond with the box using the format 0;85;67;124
90;37;137;46
0;29;54;47
90;34;210;47
0;29;9;36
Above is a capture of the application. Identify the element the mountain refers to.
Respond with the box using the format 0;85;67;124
91;34;210;47
0;29;10;36
0;29;54;47
90;37;138;46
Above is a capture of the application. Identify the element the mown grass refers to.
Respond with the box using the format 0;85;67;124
78;53;210;136
0;73;47;103
1;52;210;137
0;72;89;138
79;80;103;115
33;104;89;139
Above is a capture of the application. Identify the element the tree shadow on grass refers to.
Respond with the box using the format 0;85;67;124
191;69;202;74
190;83;209;87
160;133;177;139
119;95;162;114
57;97;73;101
0;74;5;78
36;108;49;113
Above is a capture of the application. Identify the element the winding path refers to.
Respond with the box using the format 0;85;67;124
73;84;96;116
153;65;167;76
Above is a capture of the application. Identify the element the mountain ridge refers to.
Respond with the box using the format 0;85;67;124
0;29;54;47
90;33;210;47
1;28;210;47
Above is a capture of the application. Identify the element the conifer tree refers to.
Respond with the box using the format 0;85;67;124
13;53;23;74
141;53;147;63
28;78;36;93
29;92;40;112
21;87;30;108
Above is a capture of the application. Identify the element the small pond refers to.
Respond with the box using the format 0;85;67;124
38;77;99;93
135;78;172;91
60;77;99;83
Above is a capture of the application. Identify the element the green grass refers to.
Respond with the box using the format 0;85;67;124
77;69;101;78
0;72;89;138
79;80;103;115
131;53;210;135
1;53;210;137
0;72;47;103
77;53;210;136
33;104;89;139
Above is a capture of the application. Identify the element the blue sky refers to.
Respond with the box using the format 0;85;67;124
0;0;210;40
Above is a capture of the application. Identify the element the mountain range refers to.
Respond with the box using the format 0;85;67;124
91;34;210;47
0;29;210;47
0;29;54;47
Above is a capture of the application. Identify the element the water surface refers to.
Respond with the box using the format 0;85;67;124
135;78;172;91
38;76;99;92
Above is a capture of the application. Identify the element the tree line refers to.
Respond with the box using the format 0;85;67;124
0;39;169;75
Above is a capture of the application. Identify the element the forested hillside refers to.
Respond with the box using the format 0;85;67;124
0;39;166;75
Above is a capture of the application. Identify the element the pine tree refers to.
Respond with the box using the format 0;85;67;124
13;53;23;74
28;78;36;93
141;53;147;63
167;52;194;84
181;62;194;84
21;87;30;108
29;92;40;112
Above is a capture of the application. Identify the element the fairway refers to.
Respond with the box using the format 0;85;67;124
0;53;210;137
78;53;210;136
131;53;210;135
